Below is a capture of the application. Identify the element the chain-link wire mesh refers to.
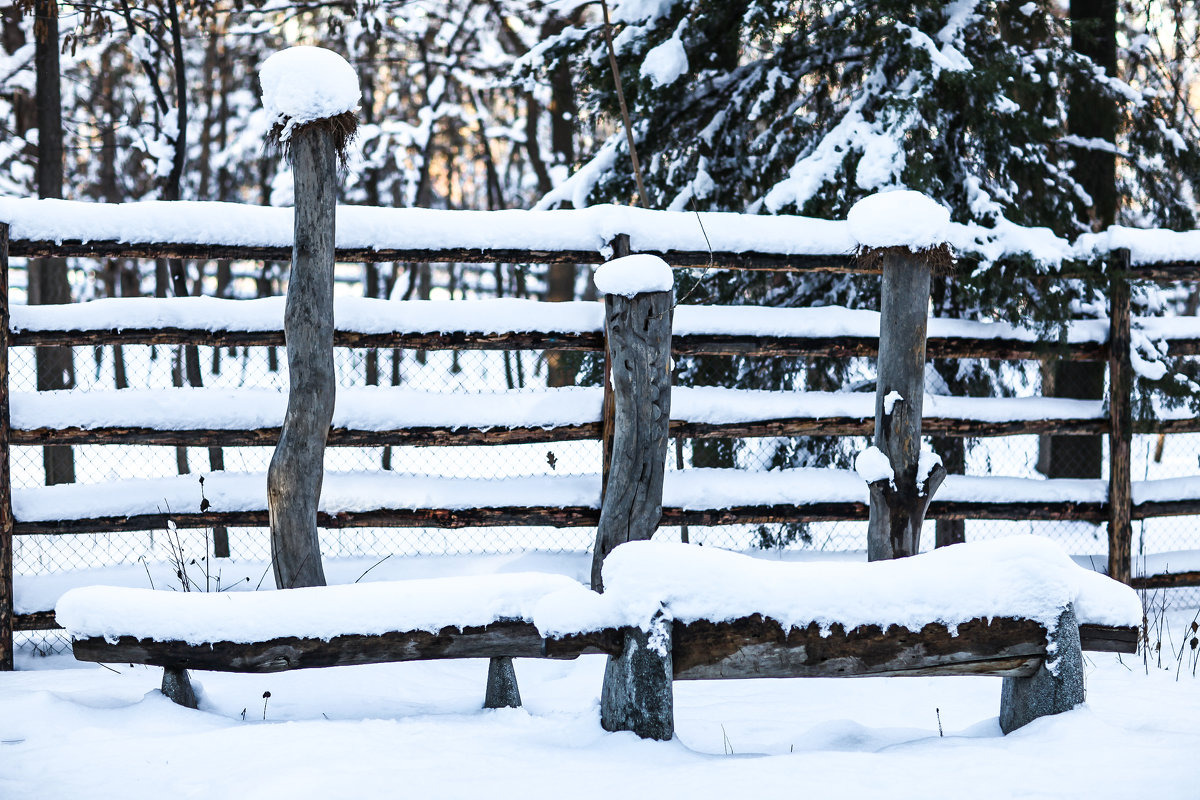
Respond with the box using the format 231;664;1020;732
10;262;1200;656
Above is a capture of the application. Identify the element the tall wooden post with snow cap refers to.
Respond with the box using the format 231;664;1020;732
591;253;675;741
260;47;359;590
849;191;950;561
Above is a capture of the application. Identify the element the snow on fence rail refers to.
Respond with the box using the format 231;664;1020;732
5;197;1200;278
2;209;1200;665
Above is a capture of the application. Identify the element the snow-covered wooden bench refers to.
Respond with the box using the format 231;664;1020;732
59;537;1140;737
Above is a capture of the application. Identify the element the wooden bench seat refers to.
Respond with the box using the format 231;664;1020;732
59;537;1141;739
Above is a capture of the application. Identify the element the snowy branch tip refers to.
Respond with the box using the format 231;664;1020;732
260;46;360;162
848;190;953;254
594;254;674;297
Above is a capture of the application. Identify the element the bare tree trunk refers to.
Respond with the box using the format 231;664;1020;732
267;124;338;590
32;0;74;485
1041;0;1118;480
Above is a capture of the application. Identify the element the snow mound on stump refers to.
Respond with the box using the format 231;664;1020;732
854;445;894;485
601;536;1142;632
848;190;952;250
594;253;674;296
260;46;359;139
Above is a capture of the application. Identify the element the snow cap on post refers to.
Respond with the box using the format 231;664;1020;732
848;190;955;272
260;46;359;165
594;254;674;297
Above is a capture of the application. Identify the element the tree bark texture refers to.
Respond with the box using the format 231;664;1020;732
32;0;73;486
268;125;337;590
867;250;944;561
72;621;622;673
1107;251;1132;584
591;288;672;590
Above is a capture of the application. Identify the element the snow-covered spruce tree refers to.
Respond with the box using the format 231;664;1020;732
519;0;1200;543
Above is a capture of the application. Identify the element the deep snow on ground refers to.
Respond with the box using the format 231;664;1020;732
2;619;1197;799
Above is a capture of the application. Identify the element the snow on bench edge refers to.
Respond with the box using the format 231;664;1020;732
54;537;1140;647
601;537;1143;633
56;572;624;644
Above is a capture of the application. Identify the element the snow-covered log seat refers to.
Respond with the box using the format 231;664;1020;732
58;537;1140;736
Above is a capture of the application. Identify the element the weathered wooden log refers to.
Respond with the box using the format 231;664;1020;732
11;328;1115;363
161;667;199;709
1130;570;1200;590
600;613;674;741
591;282;673;591
7;238;862;274
267;122;340;590
0;223;11;670
867;247;946;561
671;615;1049;680
14;422;601;448
71;620;621;673
12;495;1119;538
15;412;1140;449
12;327;604;351
1108;250;1133;585
1000;605;1086;733
14;610;60;631
1078;623;1139;652
483;656;522;709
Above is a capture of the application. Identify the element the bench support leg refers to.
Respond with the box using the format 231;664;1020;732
484;656;522;709
999;604;1085;734
161;667;199;709
601;613;673;741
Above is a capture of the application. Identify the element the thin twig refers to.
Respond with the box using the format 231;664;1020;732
674;195;716;307
354;554;393;583
600;0;648;209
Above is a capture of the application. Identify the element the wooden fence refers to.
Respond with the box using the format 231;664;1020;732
3;212;1200;665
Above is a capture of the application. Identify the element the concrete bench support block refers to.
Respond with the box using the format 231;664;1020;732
162;667;199;710
600;613;674;741
483;656;522;709
999;604;1085;734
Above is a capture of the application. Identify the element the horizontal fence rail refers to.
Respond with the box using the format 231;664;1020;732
3;198;1200;281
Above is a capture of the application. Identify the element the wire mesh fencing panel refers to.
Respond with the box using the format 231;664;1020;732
11;292;1200;660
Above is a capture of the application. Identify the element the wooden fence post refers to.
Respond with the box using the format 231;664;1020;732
0;222;12;670
865;247;947;561
1108;248;1132;584
590;253;675;741
262;49;359;590
267;117;338;589
590;254;673;590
